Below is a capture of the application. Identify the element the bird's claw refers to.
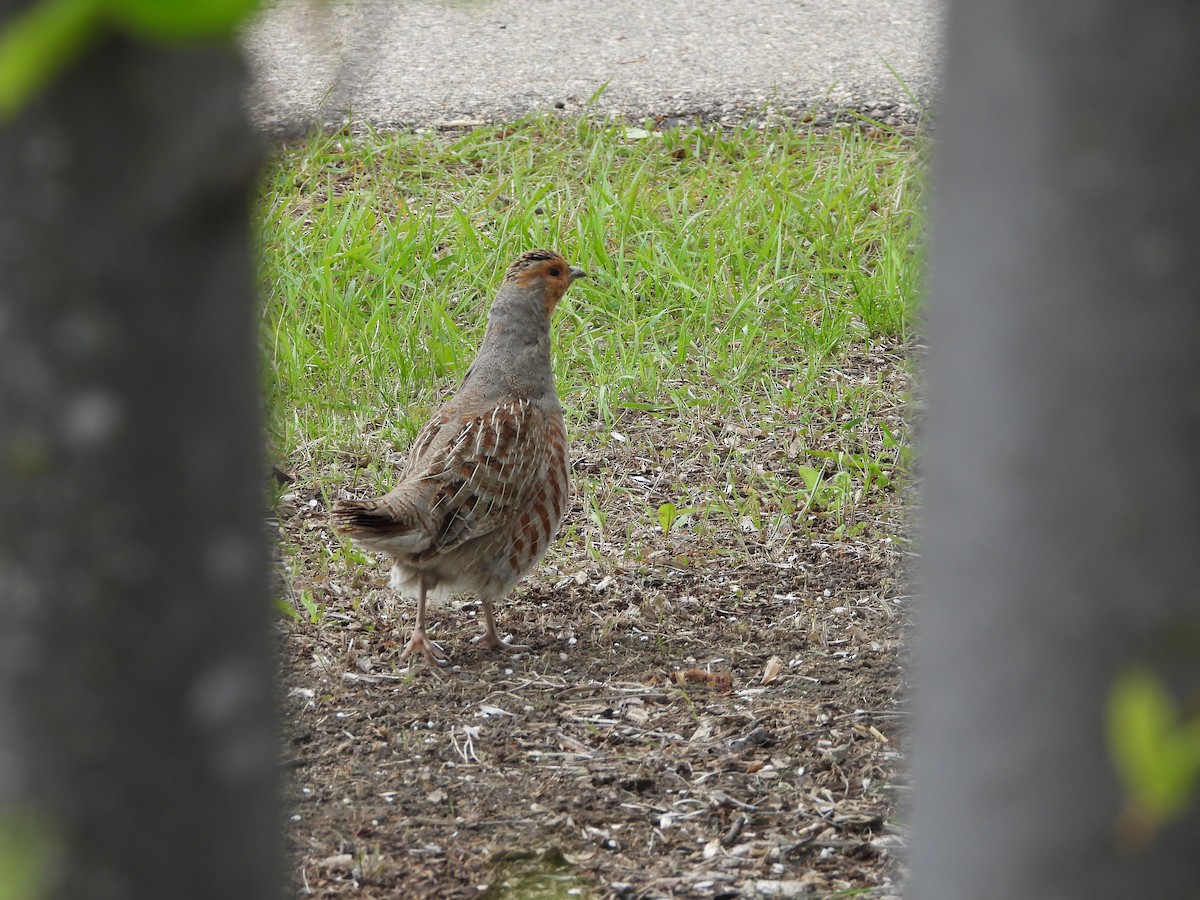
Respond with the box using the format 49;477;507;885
399;628;449;667
472;631;530;654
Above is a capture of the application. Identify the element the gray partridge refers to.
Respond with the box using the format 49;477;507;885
331;249;586;666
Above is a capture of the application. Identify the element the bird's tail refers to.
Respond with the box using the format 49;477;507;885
330;494;433;554
331;498;395;533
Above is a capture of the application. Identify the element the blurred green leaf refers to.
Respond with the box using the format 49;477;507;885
0;812;54;900
0;0;101;121
1108;666;1200;834
109;0;260;41
0;0;261;120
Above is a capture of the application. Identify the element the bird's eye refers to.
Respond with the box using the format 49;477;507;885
548;266;561;277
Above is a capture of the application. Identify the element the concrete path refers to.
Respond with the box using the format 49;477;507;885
242;0;943;133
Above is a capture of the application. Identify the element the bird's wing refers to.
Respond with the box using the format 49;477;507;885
400;408;453;478
410;397;553;559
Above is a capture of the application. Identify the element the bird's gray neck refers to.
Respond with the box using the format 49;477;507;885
460;289;556;401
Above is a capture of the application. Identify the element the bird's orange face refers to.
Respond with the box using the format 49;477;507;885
506;250;587;317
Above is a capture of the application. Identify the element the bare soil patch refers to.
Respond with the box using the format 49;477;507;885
276;346;911;898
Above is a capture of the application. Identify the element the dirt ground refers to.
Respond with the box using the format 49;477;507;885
275;345;912;898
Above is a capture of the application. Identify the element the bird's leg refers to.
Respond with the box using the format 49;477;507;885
472;596;530;654
399;573;448;667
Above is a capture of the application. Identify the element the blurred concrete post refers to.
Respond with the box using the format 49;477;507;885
915;0;1200;896
0;28;280;900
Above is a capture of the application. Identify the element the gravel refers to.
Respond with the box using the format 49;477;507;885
241;0;944;134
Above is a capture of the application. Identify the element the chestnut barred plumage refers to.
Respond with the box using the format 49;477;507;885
331;250;585;666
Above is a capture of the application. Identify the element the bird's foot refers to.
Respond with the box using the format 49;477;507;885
399;627;449;667
472;630;530;654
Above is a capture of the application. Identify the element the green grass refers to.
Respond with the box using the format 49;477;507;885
256;115;924;551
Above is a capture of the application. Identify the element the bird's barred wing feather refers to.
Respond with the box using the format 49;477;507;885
410;397;552;559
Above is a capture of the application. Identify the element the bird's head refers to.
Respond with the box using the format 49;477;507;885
503;248;587;317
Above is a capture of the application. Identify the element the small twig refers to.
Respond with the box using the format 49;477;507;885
340;671;410;683
707;790;759;812
554;731;594;755
721;813;746;847
449;726;480;764
404;816;534;828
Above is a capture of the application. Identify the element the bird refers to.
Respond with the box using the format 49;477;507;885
330;249;586;667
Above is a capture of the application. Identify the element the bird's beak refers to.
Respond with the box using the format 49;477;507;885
568;265;588;281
